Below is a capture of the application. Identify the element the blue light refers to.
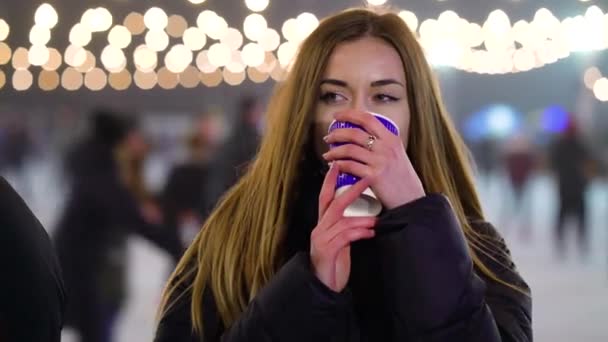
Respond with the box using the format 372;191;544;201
541;105;569;133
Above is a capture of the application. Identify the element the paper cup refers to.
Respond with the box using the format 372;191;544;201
327;112;400;217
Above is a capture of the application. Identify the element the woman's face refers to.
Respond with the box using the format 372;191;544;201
313;36;411;158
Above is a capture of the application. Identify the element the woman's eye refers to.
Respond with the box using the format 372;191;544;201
374;94;399;102
319;92;347;104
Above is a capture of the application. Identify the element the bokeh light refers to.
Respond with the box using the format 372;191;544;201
242;43;265;67
12;47;31;70
243;14;267;41
258;28;280;51
593;77;608;101
109;69;132;90
145;30;170;52
144;7;168;31
183;27;207;51
0;42;11;65
38;70;60;91
61;67;83;91
108;25;132;49
0;19;10;41
35;3;59;29
245;0;270;12
157;67;179;89
221;28;244;51
179;65;200;88
84;67;107;90
76;50;96;73
196;50;217;73
199;69;222;87
42;48;62;71
28;45;50;66
124;12;146;35
167;15;188;38
69;23;92;47
29;25;51;46
583;66;602;89
134;45;157;72
13;69;33;91
164;44;193;73
207;43;231;67
134;70;157;89
223;68;246;85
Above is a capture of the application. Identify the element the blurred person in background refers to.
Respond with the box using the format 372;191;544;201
0;115;34;196
53;109;181;342
161;113;226;260
0;176;66;342
156;8;531;342
204;96;264;214
549;118;596;260
501;133;538;241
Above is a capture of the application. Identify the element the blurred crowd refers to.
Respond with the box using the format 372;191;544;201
1;101;607;342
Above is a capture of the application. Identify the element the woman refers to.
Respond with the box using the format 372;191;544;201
155;8;532;342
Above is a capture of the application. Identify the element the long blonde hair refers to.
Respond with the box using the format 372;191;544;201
159;7;521;335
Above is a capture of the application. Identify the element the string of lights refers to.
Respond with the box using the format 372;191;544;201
0;1;606;93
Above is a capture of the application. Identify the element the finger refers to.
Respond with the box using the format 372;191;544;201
324;128;371;148
334;110;393;140
334;160;374;180
321;176;372;225
326;227;376;255
322;143;375;164
318;162;339;220
321;217;377;243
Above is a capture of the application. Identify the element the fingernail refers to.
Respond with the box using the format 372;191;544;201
323;135;329;142
322;152;329;159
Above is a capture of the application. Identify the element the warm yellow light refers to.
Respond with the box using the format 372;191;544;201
277;41;297;67
0;70;5;89
35;3;59;29
12;47;31;70
0;19;9;41
179;65;200;88
296;13;319;41
196;50;217;73
165;44;193;73
221;28;244;50
223;68;246;85
242;43;265;67
245;0;270;12
593;77;608;101
513;48;535;71
189;0;207;4
0;42;11;65
82;7;113;33
258;28;280;51
85;68;107;91
28;45;50;66
183;27;207;51
247;66;269;83
206;15;228;40
69;23;92;47
244;14;267;41
399;11;419;32
38;70;60;91
367;0;387;5
108;25;132;49
145;30;170;52
158;67;179;89
109;69;132;90
61;67;83;91
281;18;299;42
13;69;33;91
199;69;222;87
101;45;126;71
583;66;602;89
134;45;158;72
144;7;168;30
226;50;246;73
134;70;157;89
42;48;62;70
124;12;146;35
207;43;231;67
167;15;188;38
29;25;51;46
76;50;96;73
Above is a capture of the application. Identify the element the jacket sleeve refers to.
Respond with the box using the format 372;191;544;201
374;193;532;341
155;252;351;342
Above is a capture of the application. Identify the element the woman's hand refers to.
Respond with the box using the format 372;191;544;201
322;110;425;209
310;163;377;292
